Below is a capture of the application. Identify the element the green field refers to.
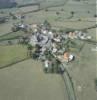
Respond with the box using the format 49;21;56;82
0;45;27;67
0;31;25;41
0;59;67;100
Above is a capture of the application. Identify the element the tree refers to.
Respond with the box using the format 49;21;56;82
94;14;97;18
59;29;64;33
9;12;17;20
56;11;60;16
61;8;64;11
43;20;51;30
27;44;33;57
70;11;75;17
95;78;97;91
45;8;48;12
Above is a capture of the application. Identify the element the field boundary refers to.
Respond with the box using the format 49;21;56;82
0;57;30;70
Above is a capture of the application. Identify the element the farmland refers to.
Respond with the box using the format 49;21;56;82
0;45;28;67
0;0;96;100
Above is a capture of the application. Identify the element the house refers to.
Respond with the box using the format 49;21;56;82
63;52;75;62
68;32;77;39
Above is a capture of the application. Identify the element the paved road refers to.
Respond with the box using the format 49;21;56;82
54;61;76;100
61;66;76;100
0;59;67;100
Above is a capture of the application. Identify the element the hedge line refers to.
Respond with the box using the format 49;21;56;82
0;57;30;70
0;36;21;42
0;32;13;37
0;31;24;42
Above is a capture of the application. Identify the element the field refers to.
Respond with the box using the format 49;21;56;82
0;45;27;67
0;59;67;100
67;38;96;100
0;0;96;100
0;31;25;41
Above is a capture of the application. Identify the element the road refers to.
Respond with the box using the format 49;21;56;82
62;68;76;100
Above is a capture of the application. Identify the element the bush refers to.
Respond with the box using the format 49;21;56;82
94;14;97;17
95;79;97;91
45;8;49;12
56;12;60;15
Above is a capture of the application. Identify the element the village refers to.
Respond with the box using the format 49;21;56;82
0;0;97;100
0;19;93;73
25;20;92;73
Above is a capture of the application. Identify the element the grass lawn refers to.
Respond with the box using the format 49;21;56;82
0;45;28;67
